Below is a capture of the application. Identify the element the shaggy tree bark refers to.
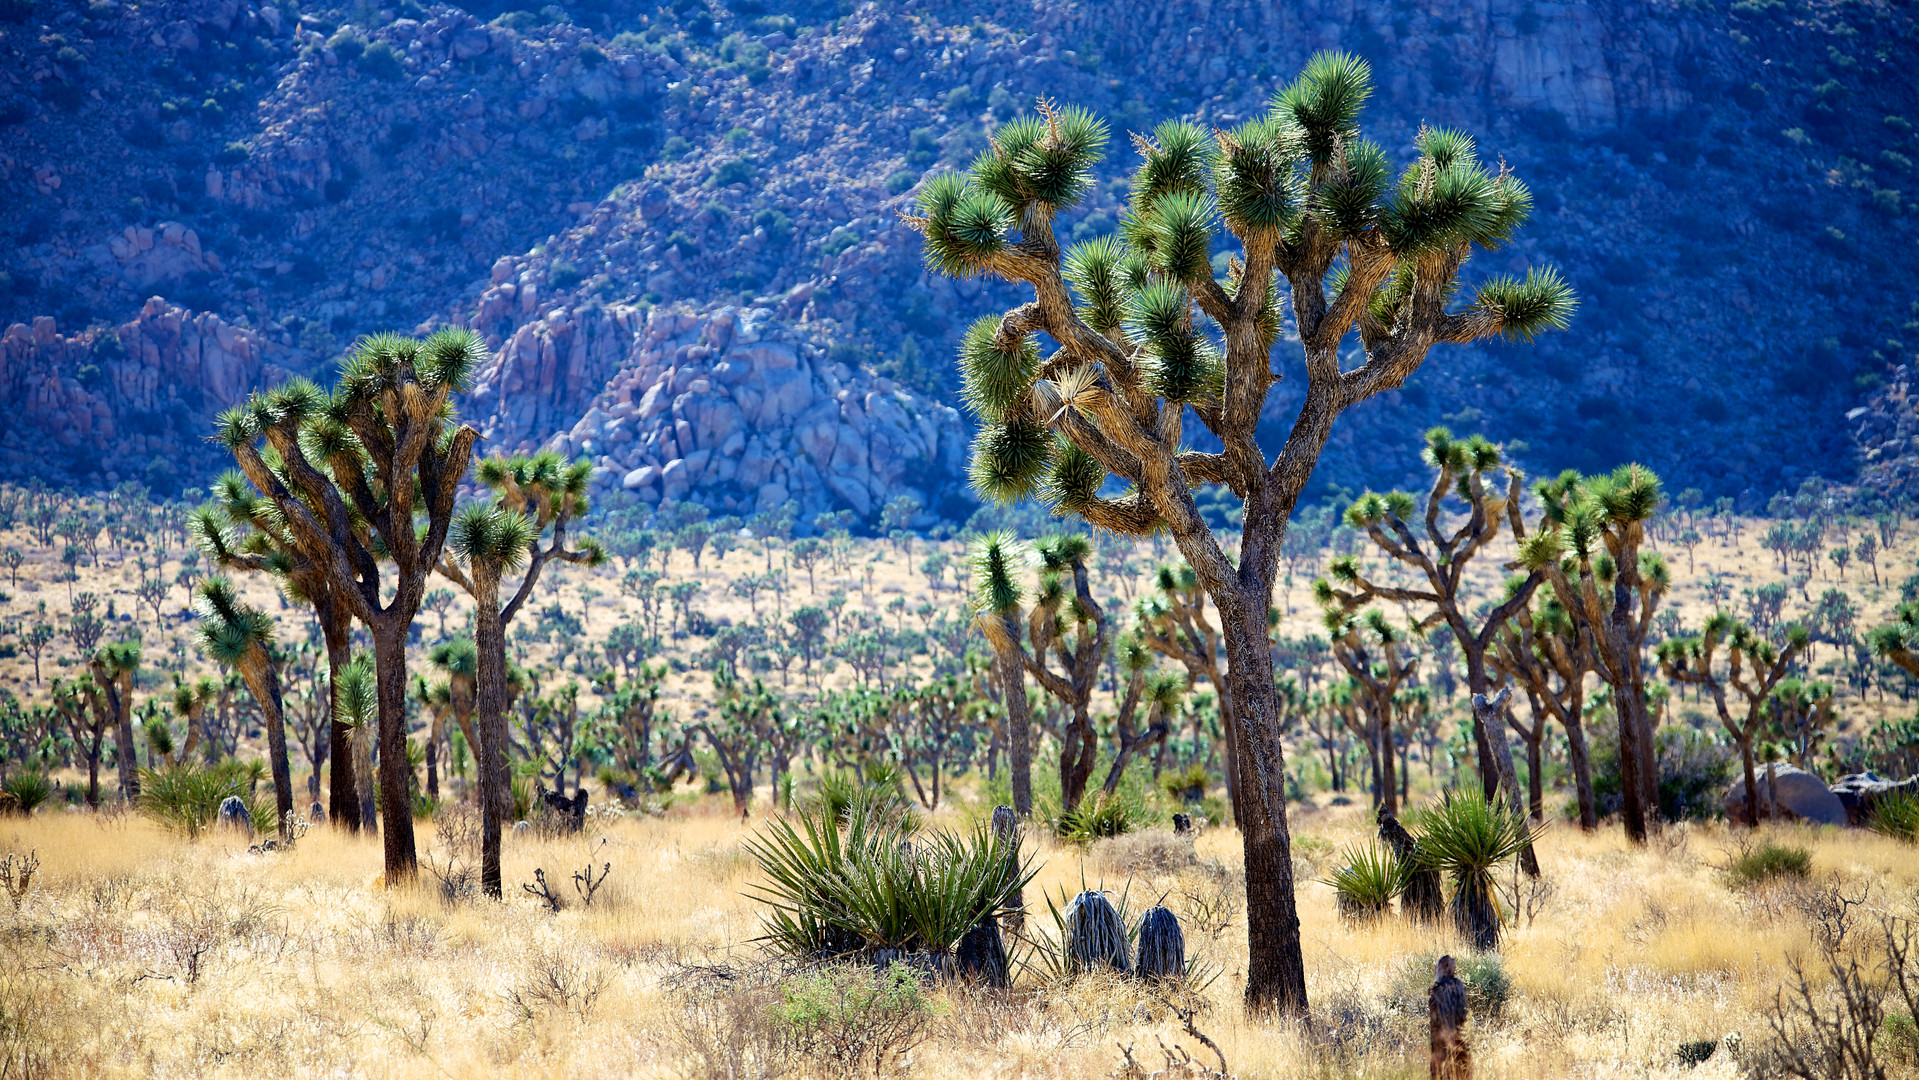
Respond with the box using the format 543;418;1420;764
911;55;1572;1012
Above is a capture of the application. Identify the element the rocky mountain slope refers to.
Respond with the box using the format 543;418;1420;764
2;0;1916;523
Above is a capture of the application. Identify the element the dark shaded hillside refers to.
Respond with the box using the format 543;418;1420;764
1;0;1914;518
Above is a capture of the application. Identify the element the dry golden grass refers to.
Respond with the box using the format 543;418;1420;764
4;799;1916;1079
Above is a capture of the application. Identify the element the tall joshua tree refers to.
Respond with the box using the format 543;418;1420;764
90;641;141;802
442;451;600;899
425;636;479;799
912;55;1573;1012
1022;534;1109;811
1535;467;1669;843
215;330;485;883
192;576;294;843
1314;430;1551;805
1493;594;1598;828
194;475;362;831
1657;615;1806;827
969;531;1035;817
1316;607;1417;816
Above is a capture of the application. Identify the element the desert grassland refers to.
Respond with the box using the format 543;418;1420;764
5;795;1917;1080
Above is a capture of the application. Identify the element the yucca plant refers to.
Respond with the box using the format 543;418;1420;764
1050;788;1157;842
1322;840;1407;922
1870;791;1919;843
1;771;52;815
909;50;1573;1016
744;786;1034;961
1414;791;1535;950
138;760;277;839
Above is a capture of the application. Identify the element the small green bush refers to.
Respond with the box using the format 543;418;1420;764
1051;790;1156;842
708;158;757;188
358;40;404;79
885;170;918;195
548;261;583;288
138;761;276;838
326;28;366;62
1726;841;1813;888
773;962;939;1080
1387;951;1512;1018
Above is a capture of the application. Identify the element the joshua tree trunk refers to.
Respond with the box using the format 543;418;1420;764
240;648;295;844
994;647;1033;817
373;624;418;880
472;568;510;899
105;670;137;802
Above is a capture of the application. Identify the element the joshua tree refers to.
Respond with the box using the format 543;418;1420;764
169;675;218;763
196;471;365;831
1657;615;1806;827
1313;430;1551;807
1491;593;1598;827
912;55;1571;1009
440;451;600;899
84;640;142;802
214;329;485;881
1012;535;1110;811
425;636;478;799
1132;562;1242;812
1317;607;1417;816
969;532;1036;816
422;588;458;637
192;576;294;842
1534;467;1669;843
1;547;20;587
19;622;53;685
789;537;826;593
52;678;107;807
1101;642;1185;796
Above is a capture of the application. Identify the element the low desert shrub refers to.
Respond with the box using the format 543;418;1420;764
1385;951;1512;1019
1090;827;1196;879
1726;841;1813;888
772;962;939;1079
1051;790;1156;842
137;761;276;838
0;771;51;815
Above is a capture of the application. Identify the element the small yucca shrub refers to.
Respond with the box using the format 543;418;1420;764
138;761;277;838
1414;790;1534;950
744;787;1032;960
1051;790;1156;842
1870;792;1919;843
1322;840;1406;922
1;772;52;815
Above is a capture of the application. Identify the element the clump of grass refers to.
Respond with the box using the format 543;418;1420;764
1322;841;1404;922
1869;792;1919;843
1386;951;1513;1018
1726;841;1813;888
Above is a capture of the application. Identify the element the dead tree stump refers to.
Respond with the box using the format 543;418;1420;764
1063;890;1129;975
1429;955;1472;1080
992;805;1025;936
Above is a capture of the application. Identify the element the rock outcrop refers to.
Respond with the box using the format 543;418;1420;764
466;300;965;521
0;298;292;485
1723;763;1848;826
1828;772;1919;827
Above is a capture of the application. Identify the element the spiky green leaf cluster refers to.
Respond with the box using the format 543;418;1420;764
1272;51;1372;166
1042;439;1107;516
969;415;1054;502
957;316;1041;423
969;531;1027;615
1472;268;1577;342
1213;117;1298;235
916;171;1014;276
1063;236;1128;333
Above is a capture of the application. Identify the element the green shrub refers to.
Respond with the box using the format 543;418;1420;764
820;231;861;257
773;962;939;1080
1323;840;1406;922
1;771;52;815
1871;792;1919;843
1159;763;1209;802
326;28;366;62
1051;790;1157;842
359;40;404;79
744;786;1032;959
137;761;277;838
1726;841;1813;888
708;158;757;188
1387;951;1512;1018
885;170;918;195
548;261;583;288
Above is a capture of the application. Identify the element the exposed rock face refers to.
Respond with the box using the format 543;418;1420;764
1849;365;1919;501
1828;772;1919;827
466;300;965;520
0;298;290;483
1723;763;1847;827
